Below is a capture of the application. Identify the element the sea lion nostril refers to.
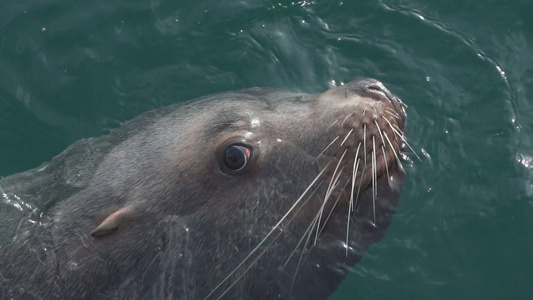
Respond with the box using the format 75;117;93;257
363;83;391;101
367;84;385;93
343;78;395;104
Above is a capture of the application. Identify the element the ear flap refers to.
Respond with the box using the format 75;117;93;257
91;205;136;238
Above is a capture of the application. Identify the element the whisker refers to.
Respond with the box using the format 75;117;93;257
283;180;325;267
346;143;362;256
372;136;377;225
383;131;405;173
293;175;350;285
284;214;318;268
374;120;390;179
327;119;339;130
400;138;421;161
289;213;320;295
341;113;354;126
382;145;390;179
318;176;351;235
384;109;400;120
315;149;347;245
354;125;368;211
340;129;354;147
204;161;332;300
384;107;399;114
351;157;363;212
382;117;403;139
382;117;421;161
214;229;285;300
382;117;410;148
312;136;340;165
350;143;362;211
363;124;367;166
390;124;404;140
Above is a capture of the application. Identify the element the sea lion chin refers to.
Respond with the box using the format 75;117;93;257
0;78;409;299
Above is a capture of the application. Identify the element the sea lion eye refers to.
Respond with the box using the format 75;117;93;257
223;144;251;172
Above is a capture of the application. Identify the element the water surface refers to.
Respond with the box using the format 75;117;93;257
1;0;531;299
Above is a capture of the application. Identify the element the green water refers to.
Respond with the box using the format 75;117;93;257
1;0;531;299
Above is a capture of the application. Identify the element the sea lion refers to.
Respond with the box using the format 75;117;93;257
0;78;408;299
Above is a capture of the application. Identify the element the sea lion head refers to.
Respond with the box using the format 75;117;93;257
0;78;408;299
191;78;407;299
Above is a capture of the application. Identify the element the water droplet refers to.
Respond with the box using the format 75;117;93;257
69;262;79;271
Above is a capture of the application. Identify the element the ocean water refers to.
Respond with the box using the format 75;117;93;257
0;0;531;299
